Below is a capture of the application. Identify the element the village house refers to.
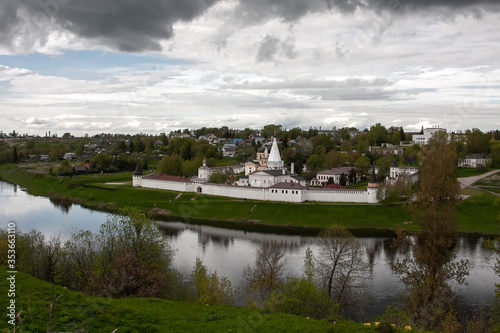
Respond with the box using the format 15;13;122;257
458;153;491;168
413;127;448;146
313;166;361;186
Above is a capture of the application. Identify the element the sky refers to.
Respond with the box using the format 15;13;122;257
0;0;499;136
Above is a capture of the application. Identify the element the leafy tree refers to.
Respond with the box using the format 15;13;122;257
306;154;323;172
348;168;357;185
315;226;370;317
376;154;394;180
16;230;63;283
392;131;401;145
266;247;339;320
189;257;236;306
354;156;371;175
465;128;490;154
391;142;469;331
367;123;390;146
157;154;183;176
490;138;500;168
262;124;282;138
59;230;97;291
86;208;176;298
339;173;347;186
243;241;287;306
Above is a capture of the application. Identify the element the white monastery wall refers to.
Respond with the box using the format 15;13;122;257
140;178;194;192
306;189;369;203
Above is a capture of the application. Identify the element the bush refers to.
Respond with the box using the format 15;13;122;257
266;276;339;321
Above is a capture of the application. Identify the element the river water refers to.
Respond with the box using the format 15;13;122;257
1;180;497;319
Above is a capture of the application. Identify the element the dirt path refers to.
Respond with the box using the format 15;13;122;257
458;169;500;188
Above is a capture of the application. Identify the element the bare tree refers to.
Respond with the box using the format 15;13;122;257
315;226;370;316
242;241;287;306
391;141;469;331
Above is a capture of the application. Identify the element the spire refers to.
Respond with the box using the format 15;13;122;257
391;156;398;168
134;161;143;176
370;165;377;184
368;164;378;188
267;137;284;169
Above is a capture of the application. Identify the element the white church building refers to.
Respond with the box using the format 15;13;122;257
133;137;380;204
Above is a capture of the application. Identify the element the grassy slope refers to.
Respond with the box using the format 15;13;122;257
1;164;499;234
0;268;370;333
456;167;493;178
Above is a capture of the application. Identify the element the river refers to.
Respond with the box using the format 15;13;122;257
0;180;497;319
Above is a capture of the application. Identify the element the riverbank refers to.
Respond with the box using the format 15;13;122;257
0;267;373;333
1;164;499;235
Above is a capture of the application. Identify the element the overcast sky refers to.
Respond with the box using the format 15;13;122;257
0;0;499;136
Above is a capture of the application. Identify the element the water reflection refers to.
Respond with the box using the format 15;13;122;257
49;197;74;213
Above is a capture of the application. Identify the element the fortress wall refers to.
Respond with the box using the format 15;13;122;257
141;178;194;192
306;189;369;203
200;183;268;201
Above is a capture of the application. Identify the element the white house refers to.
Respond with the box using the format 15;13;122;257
388;158;419;185
458;154;491;168
315;167;360;186
413;127;447;146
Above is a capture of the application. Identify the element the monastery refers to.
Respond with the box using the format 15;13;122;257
133;137;380;203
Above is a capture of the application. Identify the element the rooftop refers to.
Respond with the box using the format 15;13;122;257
317;166;358;175
150;174;192;182
270;182;306;190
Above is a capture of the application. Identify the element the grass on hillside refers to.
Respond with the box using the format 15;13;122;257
457;168;492;178
456;188;500;234
0;268;373;333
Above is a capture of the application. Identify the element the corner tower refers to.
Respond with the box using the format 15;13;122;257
133;161;143;187
367;165;379;203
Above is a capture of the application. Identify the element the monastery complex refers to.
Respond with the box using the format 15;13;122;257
133;137;381;204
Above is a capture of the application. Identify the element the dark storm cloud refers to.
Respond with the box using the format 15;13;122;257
0;0;217;52
0;0;498;53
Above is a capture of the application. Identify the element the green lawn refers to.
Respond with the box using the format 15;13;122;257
456;189;500;234
457;167;492;178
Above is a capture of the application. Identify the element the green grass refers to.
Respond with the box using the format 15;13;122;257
0;268;373;333
1;164;499;235
456;189;500;234
456;167;492;178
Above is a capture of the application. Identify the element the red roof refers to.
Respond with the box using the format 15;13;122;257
151;174;192;182
324;183;345;189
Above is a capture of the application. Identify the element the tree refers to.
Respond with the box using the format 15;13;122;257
266;247;339;320
367;123;390;146
348;168;357;185
157;154;183;176
315;226;370;317
86;208;176;298
391;143;469;331
189;257;236;306
339;173;347;186
354;156;371;175
490;139;500;168
242;241;287;306
12;147;18;163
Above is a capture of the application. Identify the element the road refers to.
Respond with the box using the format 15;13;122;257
458;169;500;196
